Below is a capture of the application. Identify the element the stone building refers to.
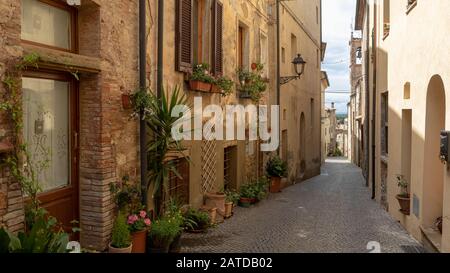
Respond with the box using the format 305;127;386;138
355;0;450;252
276;0;323;183
322;104;337;157
0;0;323;251
320;70;330;163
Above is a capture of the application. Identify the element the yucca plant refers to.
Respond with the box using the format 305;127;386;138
145;86;190;216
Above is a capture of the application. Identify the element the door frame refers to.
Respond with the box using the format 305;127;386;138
22;69;80;230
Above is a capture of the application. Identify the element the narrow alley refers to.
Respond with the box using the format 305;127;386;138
181;158;423;253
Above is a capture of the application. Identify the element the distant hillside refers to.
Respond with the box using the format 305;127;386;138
336;114;348;121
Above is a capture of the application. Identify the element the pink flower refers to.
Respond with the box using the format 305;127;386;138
144;218;151;226
139;211;147;219
128;214;138;225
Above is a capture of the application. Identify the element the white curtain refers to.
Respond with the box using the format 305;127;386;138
22;77;70;193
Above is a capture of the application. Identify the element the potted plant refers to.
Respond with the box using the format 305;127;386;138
225;190;240;218
147;217;182;253
266;156;288;193
205;190;226;216
237;63;267;102
212;76;234;96
239;183;257;208
122;92;133;109
189;63;215;92
165;199;185;253
183;208;210;233
109;212;132;253
395;175;411;215
127;210;152;253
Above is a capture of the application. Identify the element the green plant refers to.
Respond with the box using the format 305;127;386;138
266;156;288;178
145;86;190;216
0;208;71;253
110;175;142;214
111;212;132;249
148;217;182;249
225;190;240;205
183;208;210;231
127;210;152;233
190;63;215;83
214;76;234;96
239;178;269;201
131;87;154;119
396;175;409;197
237;64;267;102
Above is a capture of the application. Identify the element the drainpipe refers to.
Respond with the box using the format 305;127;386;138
371;6;377;200
276;0;281;157
157;0;164;98
139;0;148;206
364;3;370;187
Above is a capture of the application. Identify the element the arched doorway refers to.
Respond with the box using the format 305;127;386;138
423;75;446;231
299;113;306;177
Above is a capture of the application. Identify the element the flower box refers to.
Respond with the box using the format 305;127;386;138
189;80;212;92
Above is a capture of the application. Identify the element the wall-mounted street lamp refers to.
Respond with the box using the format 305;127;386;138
280;54;307;85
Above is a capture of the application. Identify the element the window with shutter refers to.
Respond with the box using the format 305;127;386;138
176;0;193;73
212;0;223;76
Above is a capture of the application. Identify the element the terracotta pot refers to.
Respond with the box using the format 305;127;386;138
209;207;217;225
224;202;234;218
108;243;133;254
270;177;282;193
211;85;223;94
396;195;411;215
131;230;147;253
189;80;212;92
205;192;226;215
239;197;255;208
121;94;133;110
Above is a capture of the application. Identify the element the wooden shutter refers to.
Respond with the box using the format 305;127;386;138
212;0;223;76
176;0;193;73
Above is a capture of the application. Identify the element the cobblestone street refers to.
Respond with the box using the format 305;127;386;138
180;158;423;253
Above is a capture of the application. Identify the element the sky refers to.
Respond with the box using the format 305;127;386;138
322;0;357;114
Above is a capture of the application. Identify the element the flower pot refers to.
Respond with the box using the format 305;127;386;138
224;202;234;218
189;80;212;92
205;192;226;215
121;94;133;110
209;207;217;225
109;243;133;254
239;197;255;208
396;195;411;215
270;177;282;193
169;233;182;253
211;85;223;94
131;230;147;253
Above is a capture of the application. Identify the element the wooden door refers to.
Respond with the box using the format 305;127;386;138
22;71;79;233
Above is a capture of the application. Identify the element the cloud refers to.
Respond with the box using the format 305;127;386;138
322;0;356;114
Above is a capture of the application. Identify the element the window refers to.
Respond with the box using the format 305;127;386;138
176;0;223;75
290;34;297;73
237;24;249;69
21;0;77;52
282;130;288;162
165;158;190;205
260;32;268;77
383;0;390;38
381;92;389;155
224;146;237;190
281;47;286;63
311;98;315;128
404;82;411;99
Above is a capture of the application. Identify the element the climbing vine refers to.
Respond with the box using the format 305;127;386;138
0;53;47;226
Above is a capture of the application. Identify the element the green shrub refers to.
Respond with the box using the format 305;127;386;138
266;156;288;178
111;212;131;249
148;217;182;249
183;208;210;231
225;190;241;205
215;76;234;96
0;208;70;253
239;177;269;201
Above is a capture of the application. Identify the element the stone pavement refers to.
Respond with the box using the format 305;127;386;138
180;158;424;253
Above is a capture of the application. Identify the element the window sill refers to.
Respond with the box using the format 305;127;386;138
406;1;417;15
22;43;101;74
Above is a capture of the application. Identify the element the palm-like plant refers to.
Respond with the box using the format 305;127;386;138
144;86;190;216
